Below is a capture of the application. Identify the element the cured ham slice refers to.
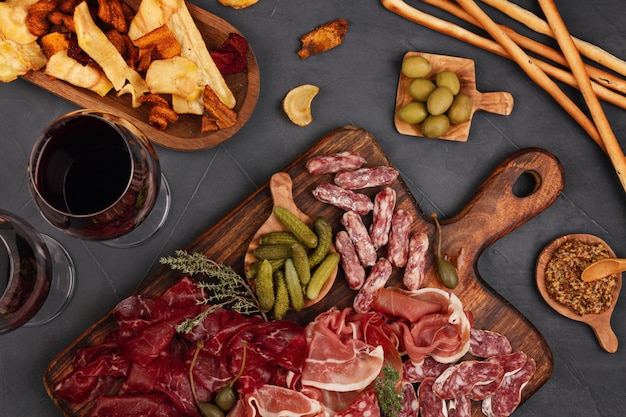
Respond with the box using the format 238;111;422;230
301;308;386;392
244;385;325;417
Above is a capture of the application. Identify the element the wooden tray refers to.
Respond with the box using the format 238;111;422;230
22;0;260;152
44;126;560;416
394;51;514;142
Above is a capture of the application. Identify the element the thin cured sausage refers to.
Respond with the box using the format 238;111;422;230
403;232;429;290
335;230;366;290
334;166;399;189
387;209;414;267
341;211;377;267
433;360;504;399
306;151;367;175
369;187;397;249
469;328;513;358
312;183;373;215
353;258;392;313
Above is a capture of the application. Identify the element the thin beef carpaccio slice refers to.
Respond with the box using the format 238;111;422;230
312;183;374;215
334;166;399;189
335;230;366;290
387;209;414;268
306;151;367;174
335;389;381;417
469;328;513;358
341;210;377;267
403;232;429;291
88;393;184;417
369;187;396;249
482;357;536;417
403;356;451;383
418;378;446;417
432;360;505;399
353;258;393;313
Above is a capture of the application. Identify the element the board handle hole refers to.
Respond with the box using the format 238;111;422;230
513;171;540;197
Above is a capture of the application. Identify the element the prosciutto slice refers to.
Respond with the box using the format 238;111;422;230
243;385;325;417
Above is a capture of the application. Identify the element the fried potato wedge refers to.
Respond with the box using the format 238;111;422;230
297;18;348;59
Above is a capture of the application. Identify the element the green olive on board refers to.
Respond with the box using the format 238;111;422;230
426;87;454;116
447;93;472;124
408;78;437;102
421;114;450;138
401;55;432;78
398;101;428;124
436;70;461;95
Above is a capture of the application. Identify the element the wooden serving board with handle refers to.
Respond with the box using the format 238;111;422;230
44;126;561;417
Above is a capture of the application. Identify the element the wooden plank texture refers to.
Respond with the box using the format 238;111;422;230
44;126;560;416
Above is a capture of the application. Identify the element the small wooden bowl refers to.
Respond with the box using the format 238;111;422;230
536;233;622;353
394;51;514;142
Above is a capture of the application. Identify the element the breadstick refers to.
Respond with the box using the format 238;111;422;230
539;0;626;193
452;0;602;148
481;0;626;78
423;0;626;96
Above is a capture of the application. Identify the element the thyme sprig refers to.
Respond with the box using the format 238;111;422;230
375;364;403;417
160;250;266;332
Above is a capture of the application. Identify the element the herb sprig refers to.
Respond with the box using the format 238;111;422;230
160;250;266;332
375;364;403;417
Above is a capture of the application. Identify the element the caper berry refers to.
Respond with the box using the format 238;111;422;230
215;385;237;412
401;56;432;78
198;402;225;417
437;257;459;289
398;101;428;124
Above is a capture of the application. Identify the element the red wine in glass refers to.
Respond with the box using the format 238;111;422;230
28;110;170;247
0;209;75;333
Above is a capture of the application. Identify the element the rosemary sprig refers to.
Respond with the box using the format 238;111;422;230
160;250;265;330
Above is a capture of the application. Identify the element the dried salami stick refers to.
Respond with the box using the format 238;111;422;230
341;211;377;267
306;151;367;174
387;209;414;267
353;258;393;313
334;166;399;190
335;230;366;290
403;232;429;291
312;183;373;215
369;187;396;249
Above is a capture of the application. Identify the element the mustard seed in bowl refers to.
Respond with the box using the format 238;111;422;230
544;238;618;316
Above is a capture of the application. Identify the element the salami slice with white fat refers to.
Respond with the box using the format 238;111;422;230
433;360;504;400
387;209;414;268
341;211;377;267
335;230;366;290
403;356;450;383
403;232;429;291
482;358;536;417
470;352;529;401
369;187;396;249
334;389;381;417
418;378;446;417
353;258;392;313
399;381;419;417
306;151;367;175
312;183;374;215
446;395;471;417
334;166;399;189
469;328;513;358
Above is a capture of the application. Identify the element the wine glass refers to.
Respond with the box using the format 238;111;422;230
0;209;75;334
27;109;171;247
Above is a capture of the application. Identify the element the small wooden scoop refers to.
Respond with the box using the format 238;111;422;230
243;172;337;308
536;234;622;353
394;51;514;142
582;258;626;282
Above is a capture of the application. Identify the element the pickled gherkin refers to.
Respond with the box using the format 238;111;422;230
256;260;275;312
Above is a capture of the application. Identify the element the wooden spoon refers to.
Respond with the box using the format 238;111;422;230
243;172;337;308
582;258;626;282
536;234;621;353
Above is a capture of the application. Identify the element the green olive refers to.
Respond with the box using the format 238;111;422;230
435;70;461;95
401;56;432;78
421;114;450;138
215;386;237;412
408;78;436;102
426;87;454;116
447;93;472;124
398;101;428;124
198;402;225;417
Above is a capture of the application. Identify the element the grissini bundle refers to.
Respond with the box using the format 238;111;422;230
381;0;603;150
538;0;626;192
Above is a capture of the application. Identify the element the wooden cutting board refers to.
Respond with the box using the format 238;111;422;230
44;126;561;416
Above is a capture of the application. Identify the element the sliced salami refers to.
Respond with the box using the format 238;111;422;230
335;230;366;290
487;351;528;375
418;378;446;417
312;183;374;215
433;360;504;400
341;211;377;267
334;166;399;190
403;356;450;383
335;389;381;417
353;258;392;313
399;381;419;417
482;358;536;417
369;187;396;249
387;209;414;268
306;151;367;175
469;328;512;358
446;395;471;417
403;232;429;291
